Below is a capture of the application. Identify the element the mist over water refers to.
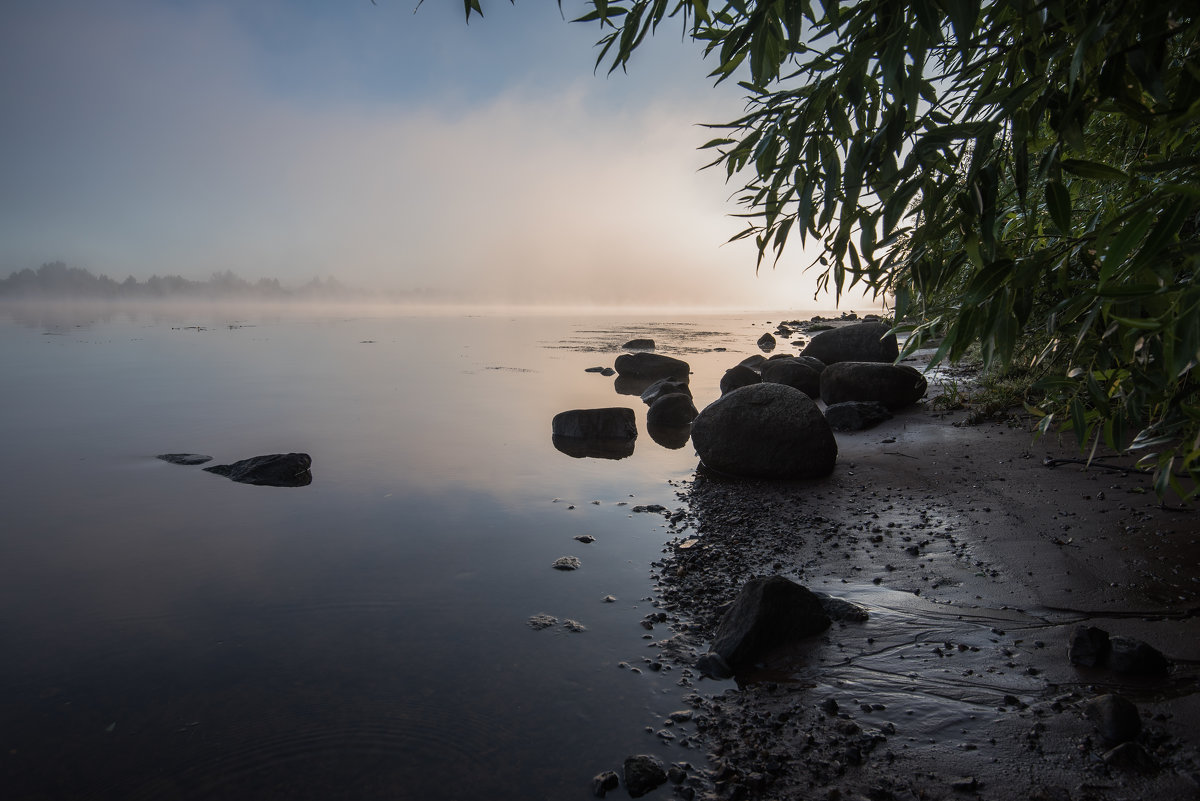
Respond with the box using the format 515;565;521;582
0;300;841;800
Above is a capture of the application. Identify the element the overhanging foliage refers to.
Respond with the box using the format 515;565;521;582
460;1;1200;497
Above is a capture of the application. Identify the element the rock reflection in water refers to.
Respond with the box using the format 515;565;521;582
647;423;692;450
613;374;657;397
551;434;636;460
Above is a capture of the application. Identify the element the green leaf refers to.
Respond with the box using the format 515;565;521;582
1060;159;1130;181
1099;211;1153;285
1045;180;1071;233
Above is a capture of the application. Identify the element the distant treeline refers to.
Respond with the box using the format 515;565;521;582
0;262;366;300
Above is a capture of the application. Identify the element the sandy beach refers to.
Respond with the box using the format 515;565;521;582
630;394;1200;800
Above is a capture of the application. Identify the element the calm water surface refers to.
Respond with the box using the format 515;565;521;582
0;303;813;800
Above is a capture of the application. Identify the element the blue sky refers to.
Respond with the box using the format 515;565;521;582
0;0;872;309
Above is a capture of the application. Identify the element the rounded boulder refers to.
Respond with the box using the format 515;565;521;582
691;383;837;479
800;321;898;364
759;357;822;397
820;362;927;409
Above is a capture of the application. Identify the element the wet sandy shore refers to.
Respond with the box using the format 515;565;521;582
638;405;1200;800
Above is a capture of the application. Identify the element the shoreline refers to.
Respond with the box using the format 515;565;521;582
632;402;1200;800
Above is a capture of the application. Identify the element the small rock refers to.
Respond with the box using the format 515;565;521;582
563;619;587;632
592;770;620;797
574;535;596;543
528;614;557;630
156;453;213;466
203;452;312;487
623;338;656;350
552;556;582;571
623;755;668;798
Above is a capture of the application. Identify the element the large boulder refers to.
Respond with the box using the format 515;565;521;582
203;453;313;487
800;321;898;364
691;383;838;479
759;357;821;397
820;362;927;409
551;407;637;440
698;576;831;678
720;364;761;395
613;352;690;381
646;393;698;427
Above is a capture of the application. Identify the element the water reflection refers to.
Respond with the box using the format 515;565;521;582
551;434;636;460
647;424;692;450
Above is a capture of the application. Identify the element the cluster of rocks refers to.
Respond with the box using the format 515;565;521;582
557;321;928;476
157;452;313;487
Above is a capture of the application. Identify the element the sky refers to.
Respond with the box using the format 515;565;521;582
0;0;877;310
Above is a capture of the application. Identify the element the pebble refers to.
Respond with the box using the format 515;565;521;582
552;556;581;570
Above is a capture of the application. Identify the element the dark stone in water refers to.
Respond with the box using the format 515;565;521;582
720;364;761;395
552;407;637;441
623;338;655;350
640;378;691;405
614;352;689;381
203;453;312;487
592;770;619;797
157;453;213;466
623;755;667;798
646;393;698;428
756;332;776;351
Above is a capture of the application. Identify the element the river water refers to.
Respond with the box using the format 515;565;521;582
0;302;829;800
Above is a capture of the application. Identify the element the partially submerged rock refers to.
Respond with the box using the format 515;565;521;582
646;393;698;428
757;332;776;352
820;362;928;409
719;364;761;395
622;755;667;798
157;453;213;466
800;321;898;364
614;352;690;381
698;576;831;678
639;378;691;405
623;338;655;350
203;453;312;487
551;407;637;441
691;383;837;479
